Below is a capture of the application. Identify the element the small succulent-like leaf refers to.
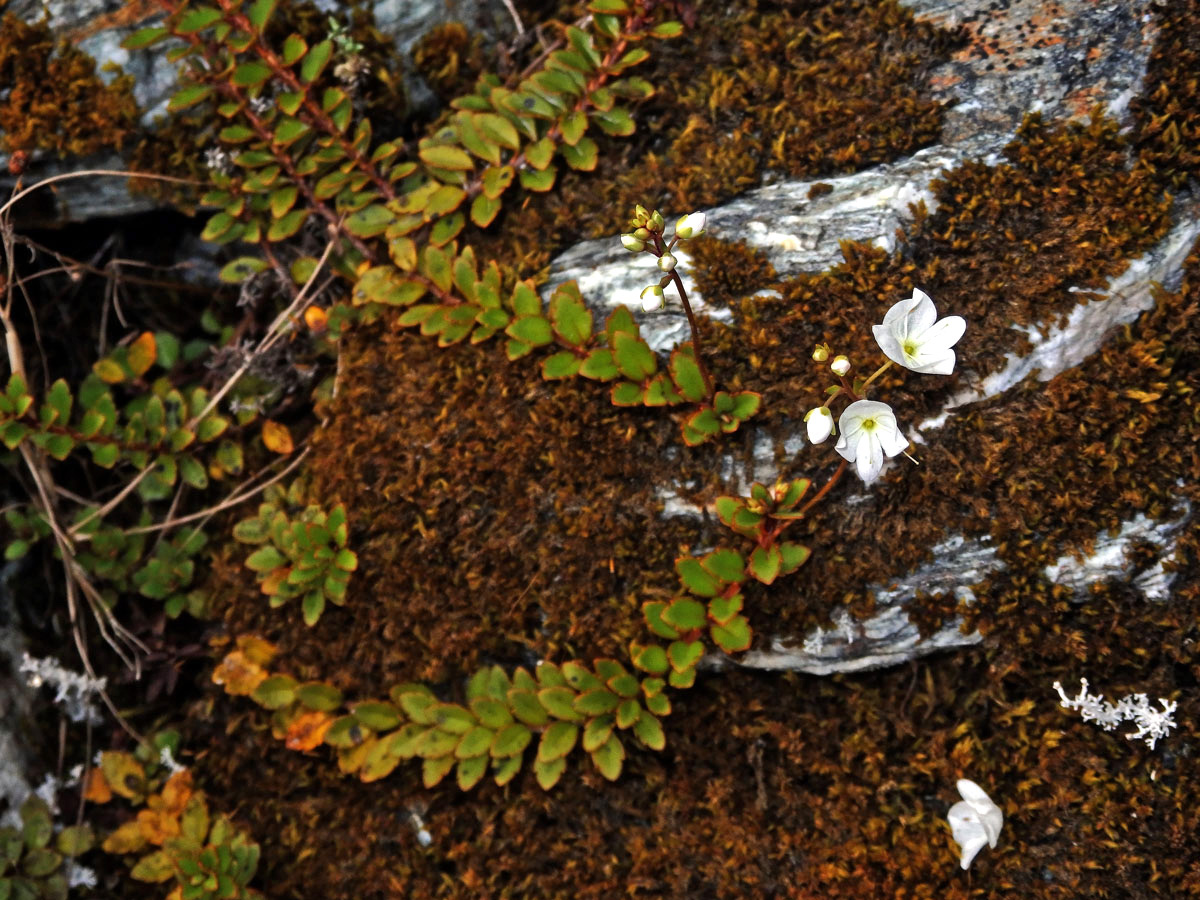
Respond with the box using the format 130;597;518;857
533;756;567;790
130;849;174;883
667;640;703;673
579;348;619;381
542;351;582;380
537;722;578;763
252;675;297;709
590;734;624;780
642;600;681;640
711;615;753;654
456;755;489;791
779;542;811;575
633;709;666;750
490;723;531;758
748;545;783;584
630;643;669;675
676;557;721;598
707;592;743;626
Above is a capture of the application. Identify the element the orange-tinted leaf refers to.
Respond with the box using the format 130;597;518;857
137;808;180;846
158;770;194;816
82;767;112;804
286;710;335;751
211;649;268;696
102;819;148;855
236;634;278;665
261;420;294;455
304;306;328;332
100;751;147;801
126;331;158;377
260;567;288;595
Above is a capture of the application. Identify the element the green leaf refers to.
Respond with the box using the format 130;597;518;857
267;208;308;241
541;351;581;380
470;193;502;227
455;726;495;759
352;701;401;731
669;346;707;402
536;686;583;722
245;546;285;573
282;33;308;65
630;643;668;675
489;723;530;757
589;0;629;14
130;850;174;883
667;640;703;673
560;136;598;171
676;557;722;597
423;755;456;787
55;824;94;857
662;598;706;631
245;0;277;31
573;688;619;716
456;755;489;791
533;756;567;790
301;591;325;625
507;689;550;727
711;615;752;653
592;107;635;137
612;332;656;381
232;61;272;88
560;110;587;146
707;592;743;626
175;6;222;34
579;348;619;381
590;734;624;780
251;675;296;709
296;682;343;711
779;542;811;575
506;315;553;346
537;722;578;763
123;25;169;49
525;136;555;170
641;600;680;640
702;549;745;583
477;113;520;150
730;391;762;421
748;544;783;584
300;39;333;82
549;283;592;346
519;166;556;192
633;709;666;750
651;20;685;37
219;257;268;284
419;144;474;171
582;714;614;752
345;204;394;238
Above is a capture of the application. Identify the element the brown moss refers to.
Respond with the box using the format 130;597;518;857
1133;0;1200;185
0;13;139;157
411;22;488;103
181;1;1200;896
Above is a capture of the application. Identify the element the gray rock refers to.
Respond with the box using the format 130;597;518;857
546;0;1193;676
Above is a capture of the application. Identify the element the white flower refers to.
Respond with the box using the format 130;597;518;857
675;211;706;240
804;406;833;444
640;285;665;312
834;400;908;483
657;253;677;273
621;233;645;252
948;779;1003;870
830;355;851;376
872;288;966;375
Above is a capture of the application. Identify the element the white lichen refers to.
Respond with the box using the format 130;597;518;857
1054;678;1177;750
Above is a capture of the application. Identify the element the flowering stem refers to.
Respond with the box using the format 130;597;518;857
669;270;716;405
795;459;847;519
651;233;716;404
858;360;893;393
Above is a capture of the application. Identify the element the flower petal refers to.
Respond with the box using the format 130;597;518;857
921;314;966;350
906;288;937;335
872;323;907;367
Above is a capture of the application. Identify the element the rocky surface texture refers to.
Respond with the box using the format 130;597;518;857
0;0;514;225
549;0;1196;676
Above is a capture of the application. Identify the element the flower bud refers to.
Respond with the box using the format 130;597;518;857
675;211;707;240
830;355;851;376
812;345;829;363
633;227;651;241
634;204;649;222
804;406;834;444
650;210;665;231
657;253;677;273
640;284;665;312
621;233;645;252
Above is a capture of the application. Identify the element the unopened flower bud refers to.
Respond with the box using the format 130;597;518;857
633;227;651;241
830;355;851;376
650;210;665;231
804;406;834;444
675;211;707;240
657;253;677;273
812;345;829;363
640;284;665;312
621;233;645;252
634;204;649;222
